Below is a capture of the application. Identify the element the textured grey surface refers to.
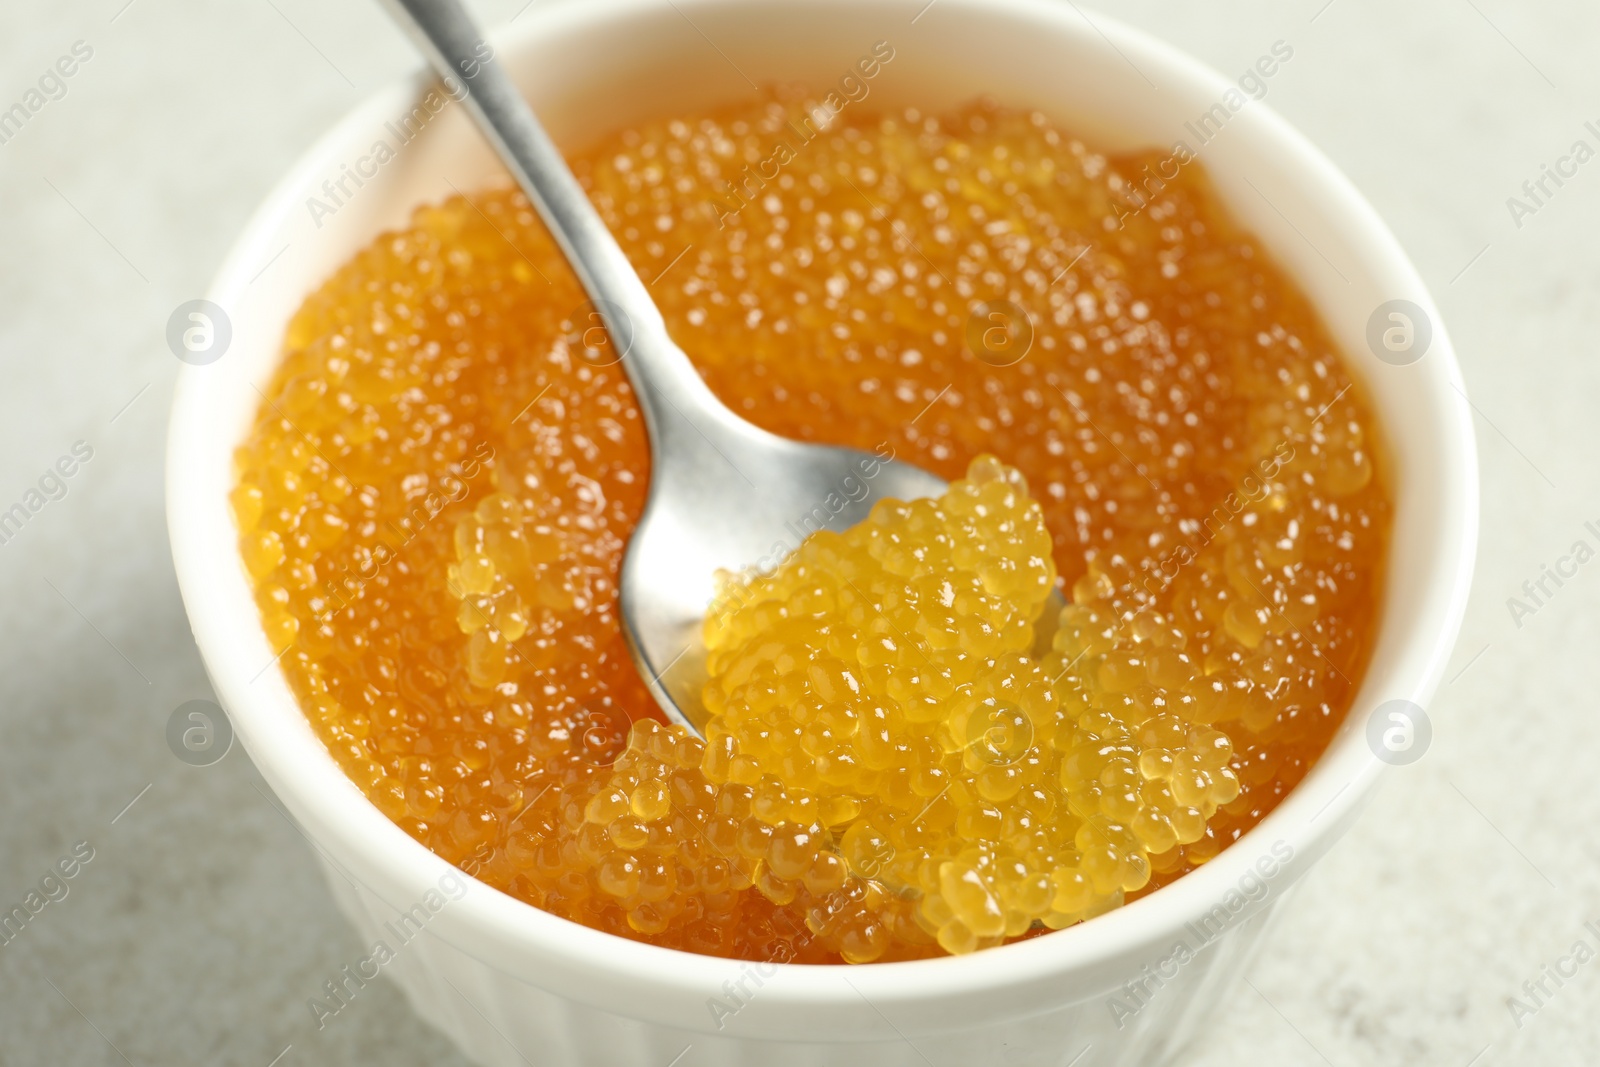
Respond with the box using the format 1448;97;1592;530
0;0;1592;1064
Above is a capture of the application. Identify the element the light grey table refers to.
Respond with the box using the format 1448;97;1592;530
0;1;1592;1064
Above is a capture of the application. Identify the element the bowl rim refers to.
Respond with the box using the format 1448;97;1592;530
166;0;1478;1037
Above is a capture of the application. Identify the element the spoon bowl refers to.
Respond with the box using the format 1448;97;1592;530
616;372;948;731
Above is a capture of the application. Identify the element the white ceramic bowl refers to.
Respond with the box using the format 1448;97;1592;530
166;1;1478;1064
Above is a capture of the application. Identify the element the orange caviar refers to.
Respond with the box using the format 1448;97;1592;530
234;94;1389;964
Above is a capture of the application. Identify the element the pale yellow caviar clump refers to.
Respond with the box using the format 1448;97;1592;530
681;454;1233;956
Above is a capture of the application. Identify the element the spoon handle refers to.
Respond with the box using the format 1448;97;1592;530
383;0;717;423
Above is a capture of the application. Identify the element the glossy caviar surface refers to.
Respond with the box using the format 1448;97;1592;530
234;94;1390;963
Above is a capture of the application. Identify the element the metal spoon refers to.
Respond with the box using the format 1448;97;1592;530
384;0;1058;733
